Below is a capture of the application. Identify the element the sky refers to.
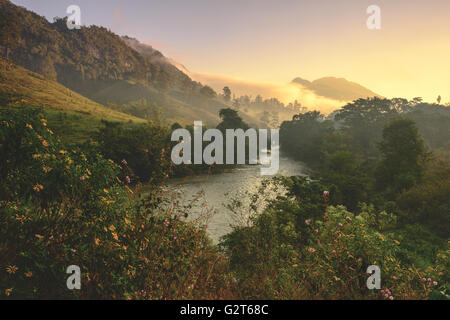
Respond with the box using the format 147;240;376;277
11;0;450;103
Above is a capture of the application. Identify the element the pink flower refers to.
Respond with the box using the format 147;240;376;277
121;159;127;165
339;223;343;228
164;220;170;227
427;278;432;282
80;176;85;181
392;276;397;280
305;219;311;226
331;250;337;255
346;216;352;222
323;191;329;197
308;248;316;253
314;229;319;234
422;278;427;282
381;290;385;294
125;176;131;184
433;281;438;286
389;296;394;300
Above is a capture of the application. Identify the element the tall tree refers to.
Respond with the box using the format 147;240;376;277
376;118;429;194
222;86;231;102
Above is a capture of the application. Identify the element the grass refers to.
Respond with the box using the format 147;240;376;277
0;57;147;143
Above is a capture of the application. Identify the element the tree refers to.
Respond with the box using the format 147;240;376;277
217;108;249;131
222;86;231;102
200;85;217;99
437;95;442;104
0;5;21;59
376;118;429;195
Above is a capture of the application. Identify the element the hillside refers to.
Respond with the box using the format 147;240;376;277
292;76;381;101
0;0;227;125
0;57;146;142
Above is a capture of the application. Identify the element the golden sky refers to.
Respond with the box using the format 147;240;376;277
14;0;450;104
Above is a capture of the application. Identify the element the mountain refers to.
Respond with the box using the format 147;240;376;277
0;0;228;125
292;77;381;101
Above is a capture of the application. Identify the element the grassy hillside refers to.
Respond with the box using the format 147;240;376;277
0;57;146;142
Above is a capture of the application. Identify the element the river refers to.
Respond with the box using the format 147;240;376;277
165;156;308;243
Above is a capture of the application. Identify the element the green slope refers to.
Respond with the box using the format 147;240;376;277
0;58;146;142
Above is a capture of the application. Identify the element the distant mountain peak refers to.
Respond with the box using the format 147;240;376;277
292;76;381;101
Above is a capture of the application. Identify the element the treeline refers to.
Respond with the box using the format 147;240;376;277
279;97;450;237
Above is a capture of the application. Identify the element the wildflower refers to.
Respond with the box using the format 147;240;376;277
70;249;77;253
433;281;438;286
323;191;329;197
59;150;68;155
112;233;119;241
25;124;33;129
339;223;343;228
25;271;33;278
125;176;131;184
35;234;44;239
389;296;394;300
164;220;170;227
332;250;337;254
109;225;116;231
6;265;18;274
43;166;52;173
392;275;397;280
173;236;177;241
121;159;128;165
346;216;352;222
314;229;319;234
308;248;316;253
427;278;432;282
80;176;86;181
42;140;49;147
381;290;385;294
305;219;311;226
32;154;41;159
33;184;44;192
94;238;100;246
5;288;12;297
422;278;427;282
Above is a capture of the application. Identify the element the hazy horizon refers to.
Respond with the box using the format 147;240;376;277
12;0;450;105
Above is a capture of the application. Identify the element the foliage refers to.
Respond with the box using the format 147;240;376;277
0;107;234;299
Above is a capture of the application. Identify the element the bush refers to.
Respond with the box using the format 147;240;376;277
0;107;234;299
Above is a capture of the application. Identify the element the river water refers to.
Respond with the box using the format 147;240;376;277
166;156;308;243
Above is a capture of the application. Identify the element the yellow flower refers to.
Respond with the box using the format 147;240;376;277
25;124;33;129
32;154;41;159
43;167;52;173
6;265;18;274
124;218;131;225
42;140;49;147
33;184;44;192
94;238;101;246
35;234;44;240
109;225;116;231
5;288;13;296
25;271;33;278
59;150;68;155
112;232;119;241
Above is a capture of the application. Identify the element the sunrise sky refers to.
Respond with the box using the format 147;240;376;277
12;0;450;103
